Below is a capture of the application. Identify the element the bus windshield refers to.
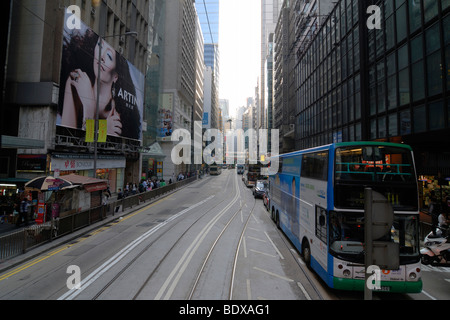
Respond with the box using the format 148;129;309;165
334;145;418;211
335;145;415;183
329;211;420;264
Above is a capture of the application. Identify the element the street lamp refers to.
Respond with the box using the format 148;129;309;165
93;31;137;178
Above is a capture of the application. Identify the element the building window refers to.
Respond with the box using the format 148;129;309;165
429;101;445;130
400;110;412;135
396;3;408;43
424;0;439;23
398;68;410;105
412;61;425;101
409;0;422;33
388;113;398;137
426;50;443;96
413;105;426;133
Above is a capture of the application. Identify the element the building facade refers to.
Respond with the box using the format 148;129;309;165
160;0;202;180
294;0;450;209
1;0;156;193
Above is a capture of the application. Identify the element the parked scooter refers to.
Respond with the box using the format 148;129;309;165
420;227;450;266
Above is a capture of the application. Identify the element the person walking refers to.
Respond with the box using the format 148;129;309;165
16;198;29;227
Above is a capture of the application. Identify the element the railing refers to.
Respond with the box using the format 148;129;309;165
0;176;198;262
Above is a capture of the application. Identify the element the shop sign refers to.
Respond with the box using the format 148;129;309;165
51;157;126;171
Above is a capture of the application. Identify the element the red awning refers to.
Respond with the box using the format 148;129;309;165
62;174;108;193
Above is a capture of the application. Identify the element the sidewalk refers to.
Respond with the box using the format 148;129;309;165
0;176;204;274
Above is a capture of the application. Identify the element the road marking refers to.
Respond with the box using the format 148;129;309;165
247;236;266;243
0;195;175;283
155;174;240;300
264;231;284;260
422;290;437;300
246;279;252;300
243;237;247;258
58;195;215;300
253;267;294;282
296;282;312;300
249;249;277;258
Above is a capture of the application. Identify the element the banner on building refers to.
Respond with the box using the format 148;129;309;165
85;119;95;142
57;10;145;142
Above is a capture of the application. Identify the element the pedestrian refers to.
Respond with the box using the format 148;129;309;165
16;197;29;227
116;188;124;213
429;193;440;236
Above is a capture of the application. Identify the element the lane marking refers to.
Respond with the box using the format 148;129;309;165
246;279;252;300
296;282;312;300
243;237;247;258
421;290;437;300
253;267;294;282
0;195;174;283
264;231;284;260
249;249;277;258
247;236;266;243
58;195;215;300
155;174;240;300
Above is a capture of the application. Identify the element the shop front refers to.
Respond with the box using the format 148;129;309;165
50;154;126;193
418;175;450;214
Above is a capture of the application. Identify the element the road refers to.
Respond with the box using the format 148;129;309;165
0;169;324;301
0;169;448;302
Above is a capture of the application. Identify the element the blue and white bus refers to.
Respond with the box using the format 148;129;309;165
268;142;422;293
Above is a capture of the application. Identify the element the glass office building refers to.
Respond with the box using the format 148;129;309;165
295;0;450;186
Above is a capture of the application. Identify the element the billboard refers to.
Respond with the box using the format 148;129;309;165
57;10;144;141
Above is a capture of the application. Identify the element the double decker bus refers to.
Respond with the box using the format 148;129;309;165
244;163;269;187
209;164;222;175
268;142;422;293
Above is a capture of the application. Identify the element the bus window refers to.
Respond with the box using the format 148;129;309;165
300;152;328;181
335;146;415;182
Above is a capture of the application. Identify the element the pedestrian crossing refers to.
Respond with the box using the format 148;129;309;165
421;265;450;273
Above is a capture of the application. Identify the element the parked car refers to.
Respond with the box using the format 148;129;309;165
253;180;268;199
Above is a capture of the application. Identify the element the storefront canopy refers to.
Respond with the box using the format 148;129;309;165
63;174;108;193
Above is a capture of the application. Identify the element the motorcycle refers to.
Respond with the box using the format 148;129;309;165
420;227;450;266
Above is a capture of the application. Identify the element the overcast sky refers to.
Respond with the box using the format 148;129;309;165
219;0;261;118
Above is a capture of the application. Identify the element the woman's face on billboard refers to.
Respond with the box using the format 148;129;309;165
94;39;118;84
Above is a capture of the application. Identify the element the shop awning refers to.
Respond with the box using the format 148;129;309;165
140;142;166;159
62;174;108;193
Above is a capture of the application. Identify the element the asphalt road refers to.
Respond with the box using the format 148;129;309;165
0;170;324;301
0;169;448;302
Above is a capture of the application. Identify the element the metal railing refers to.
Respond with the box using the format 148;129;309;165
0;176;198;262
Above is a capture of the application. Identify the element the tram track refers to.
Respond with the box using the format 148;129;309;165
88;171;250;300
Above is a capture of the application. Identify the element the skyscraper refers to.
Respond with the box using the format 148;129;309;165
195;0;220;131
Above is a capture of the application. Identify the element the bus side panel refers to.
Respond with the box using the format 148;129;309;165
299;177;328;273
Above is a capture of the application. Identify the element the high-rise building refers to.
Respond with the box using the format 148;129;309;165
294;0;450;210
1;0;157;193
195;0;220;132
274;0;334;153
160;0;202;179
261;0;282;131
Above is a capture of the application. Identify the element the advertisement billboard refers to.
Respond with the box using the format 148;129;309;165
57;10;144;142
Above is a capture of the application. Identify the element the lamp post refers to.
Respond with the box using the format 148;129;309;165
93;31;137;178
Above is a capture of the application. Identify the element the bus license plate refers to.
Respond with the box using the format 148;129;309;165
377;286;391;292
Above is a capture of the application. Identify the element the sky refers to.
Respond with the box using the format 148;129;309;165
219;0;261;119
